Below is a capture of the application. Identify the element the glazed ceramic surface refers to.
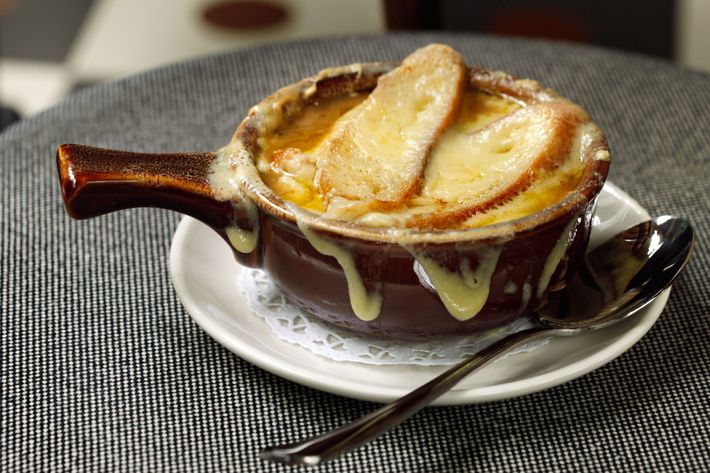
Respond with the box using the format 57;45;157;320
169;183;666;404
57;60;609;338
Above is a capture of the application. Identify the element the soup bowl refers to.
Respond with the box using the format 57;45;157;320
57;59;610;339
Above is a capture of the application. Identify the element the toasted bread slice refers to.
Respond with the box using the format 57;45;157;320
408;101;588;228
315;44;465;208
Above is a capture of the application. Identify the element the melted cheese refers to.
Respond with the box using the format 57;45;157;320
225;225;258;253
259;93;366;213
407;246;503;321
208;143;260;253
296;220;383;321
537;219;576;300
421;104;560;206
259;91;521;217
520;280;532;312
257;90;587;230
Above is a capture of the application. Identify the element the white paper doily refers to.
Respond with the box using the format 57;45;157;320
238;268;548;366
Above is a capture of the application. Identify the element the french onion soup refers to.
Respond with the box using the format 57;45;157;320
204;43;610;334
56;44;610;337
254;44;602;231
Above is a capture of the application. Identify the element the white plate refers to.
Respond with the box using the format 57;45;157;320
169;182;669;405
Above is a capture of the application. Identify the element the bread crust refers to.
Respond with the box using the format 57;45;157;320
407;101;589;229
315;44;466;209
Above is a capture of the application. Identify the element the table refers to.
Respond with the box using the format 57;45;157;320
2;33;708;472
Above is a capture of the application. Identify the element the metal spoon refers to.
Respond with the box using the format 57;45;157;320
260;216;694;466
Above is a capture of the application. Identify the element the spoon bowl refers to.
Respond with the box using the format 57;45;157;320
260;216;694;466
540;215;694;331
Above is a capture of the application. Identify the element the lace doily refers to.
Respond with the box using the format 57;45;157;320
238;268;549;366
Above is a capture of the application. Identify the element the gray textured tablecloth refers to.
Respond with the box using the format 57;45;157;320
2;33;709;472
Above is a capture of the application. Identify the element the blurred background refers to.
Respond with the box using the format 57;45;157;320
1;0;709;130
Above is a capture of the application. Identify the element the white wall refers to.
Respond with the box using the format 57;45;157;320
67;0;385;80
676;0;710;71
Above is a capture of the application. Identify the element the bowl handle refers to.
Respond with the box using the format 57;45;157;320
56;143;261;267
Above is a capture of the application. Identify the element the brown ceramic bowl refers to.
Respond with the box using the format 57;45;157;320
57;60;610;339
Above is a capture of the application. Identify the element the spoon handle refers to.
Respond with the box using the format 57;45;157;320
260;326;546;466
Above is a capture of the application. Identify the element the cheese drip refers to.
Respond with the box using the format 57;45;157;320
537;219;577;300
408;247;503;321
207;143;260;253
296;220;383;321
